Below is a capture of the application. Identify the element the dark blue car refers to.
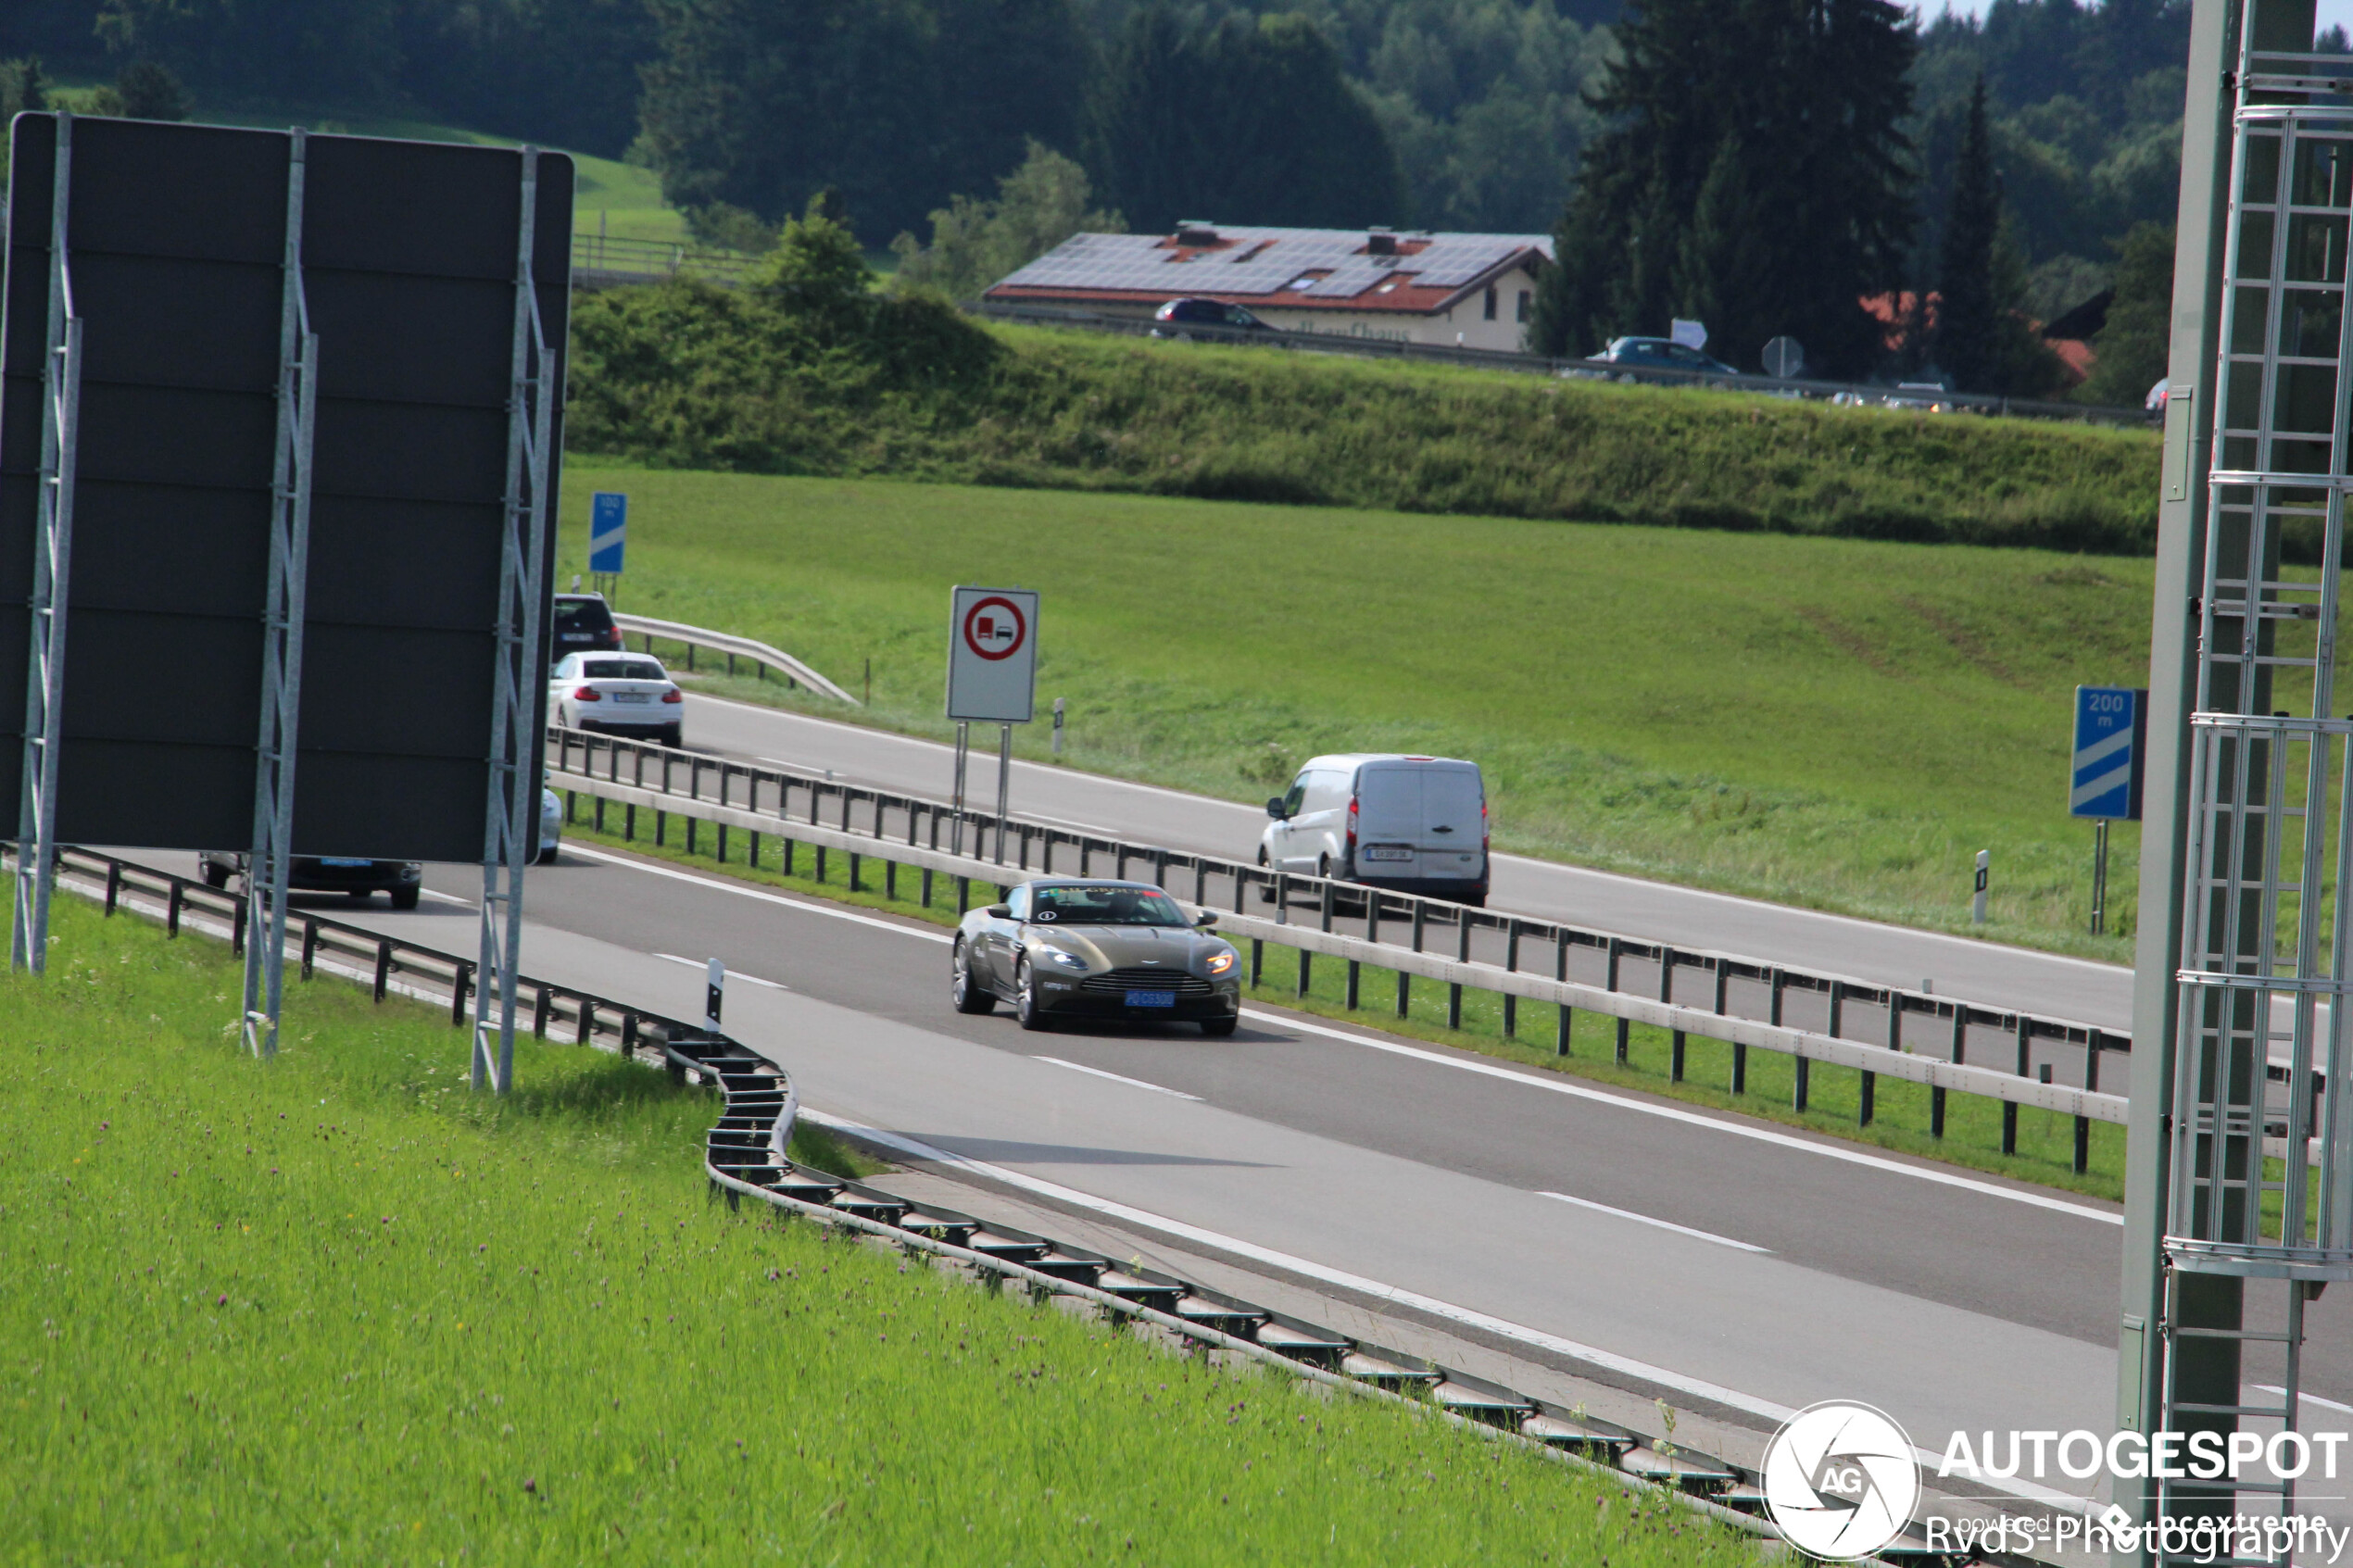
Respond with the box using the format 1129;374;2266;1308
1585;336;1739;376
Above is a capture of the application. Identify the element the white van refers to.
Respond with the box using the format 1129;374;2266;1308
1259;754;1489;906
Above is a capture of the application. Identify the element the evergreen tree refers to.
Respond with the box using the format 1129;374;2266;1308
1935;75;2064;395
111;59;189;119
1936;78;2003;391
2078;220;2173;406
1531;0;1917;377
1083;8;1403;232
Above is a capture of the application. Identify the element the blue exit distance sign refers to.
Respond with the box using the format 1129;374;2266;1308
588;492;626;574
2070;686;2146;821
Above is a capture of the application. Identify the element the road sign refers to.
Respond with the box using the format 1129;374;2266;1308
589;493;626;574
946;585;1038;723
2069;685;2145;821
1762;335;1805;379
1670;317;1708;350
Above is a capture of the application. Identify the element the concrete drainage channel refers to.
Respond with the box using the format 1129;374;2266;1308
37;846;1978;1564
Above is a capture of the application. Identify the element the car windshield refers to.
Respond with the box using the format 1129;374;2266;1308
583;659;665;680
1028;885;1189;927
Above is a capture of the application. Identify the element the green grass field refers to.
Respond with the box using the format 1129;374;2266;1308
1;897;1752;1564
553;464;2291;961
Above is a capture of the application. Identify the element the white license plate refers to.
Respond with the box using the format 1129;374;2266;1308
319;857;371;868
610;692;651;704
1125;990;1176;1008
1362;847;1414;862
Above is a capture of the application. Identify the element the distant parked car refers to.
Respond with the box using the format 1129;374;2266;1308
1260;753;1489;907
1882;380;1954;412
1585;337;1738;378
199;851;422;910
549;651;684;747
552;592;624;656
2146;377;2171;413
1151;297;1274;339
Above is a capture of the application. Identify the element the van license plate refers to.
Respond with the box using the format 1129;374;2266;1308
1125;990;1176;1008
1363;847;1413;862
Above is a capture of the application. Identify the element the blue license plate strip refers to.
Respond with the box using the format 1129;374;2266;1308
1125;990;1176;1008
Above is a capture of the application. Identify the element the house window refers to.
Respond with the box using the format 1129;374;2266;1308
1483;285;1498;320
1516;290;1530;323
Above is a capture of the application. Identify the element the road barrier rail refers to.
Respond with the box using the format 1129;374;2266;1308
547;728;2135;1173
610;612;860;705
32;842;1800;1546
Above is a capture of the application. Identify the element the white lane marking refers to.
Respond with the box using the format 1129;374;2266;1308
559;838;2121;1223
1031;1056;1203;1101
419;888;474;907
2256;1385;2353;1415
1253;1008;2124;1227
1534;1190;1769;1254
654;953;788;990
794;1107;2099;1516
562;842;956;943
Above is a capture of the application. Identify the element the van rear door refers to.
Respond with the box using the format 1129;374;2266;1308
1418;764;1484;881
1352;762;1427;875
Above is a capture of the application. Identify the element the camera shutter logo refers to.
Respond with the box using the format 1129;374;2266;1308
1761;1401;1919;1561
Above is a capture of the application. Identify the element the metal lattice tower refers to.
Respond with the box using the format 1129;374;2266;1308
10;113;80;976
2157;14;2353;1555
239;130;321;1059
471;147;555;1096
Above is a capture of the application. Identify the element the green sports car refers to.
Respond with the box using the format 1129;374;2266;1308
950;880;1243;1035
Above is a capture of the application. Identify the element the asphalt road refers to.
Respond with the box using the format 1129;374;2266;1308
119;833;2353;1502
673;693;2136;1032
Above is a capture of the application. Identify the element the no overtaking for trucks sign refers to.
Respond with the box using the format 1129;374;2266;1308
947;586;1038;723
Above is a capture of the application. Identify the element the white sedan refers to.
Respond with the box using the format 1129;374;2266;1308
548;651;684;747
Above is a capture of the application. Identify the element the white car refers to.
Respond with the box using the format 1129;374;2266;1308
1260;753;1489;906
548;651;684;746
538;786;562;865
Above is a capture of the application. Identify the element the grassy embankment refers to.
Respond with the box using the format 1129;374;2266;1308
557;796;2128;1202
570;291;2165;554
547;466;2311;969
0;896;1749;1563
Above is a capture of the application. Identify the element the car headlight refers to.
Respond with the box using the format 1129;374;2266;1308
1204;948;1237;976
1045;948;1089;972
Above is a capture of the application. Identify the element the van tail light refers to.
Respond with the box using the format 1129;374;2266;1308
1346;797;1358;855
573;685;603;700
1482;799;1491;857
661;688;685;704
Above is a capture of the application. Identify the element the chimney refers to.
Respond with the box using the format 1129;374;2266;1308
1175;220;1220;247
1365;228;1396;256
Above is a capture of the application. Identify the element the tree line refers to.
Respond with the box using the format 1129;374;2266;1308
0;0;2199;395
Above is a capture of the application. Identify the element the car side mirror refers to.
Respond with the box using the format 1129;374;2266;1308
1194;910;1218;927
1265;797;1288;821
985;904;1013;920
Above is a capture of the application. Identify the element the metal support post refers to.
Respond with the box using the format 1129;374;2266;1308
240;129;321;1060
471;147;556;1095
2092;816;2111;935
12;113;82;977
994;721;1012;865
950;721;970;857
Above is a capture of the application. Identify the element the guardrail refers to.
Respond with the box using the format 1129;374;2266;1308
35;841;1799;1546
610;611;860;705
571;233;759;289
547;726;2147;1173
972;301;2157;431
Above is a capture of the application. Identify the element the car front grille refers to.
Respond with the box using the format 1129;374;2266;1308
1080;967;1212;996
